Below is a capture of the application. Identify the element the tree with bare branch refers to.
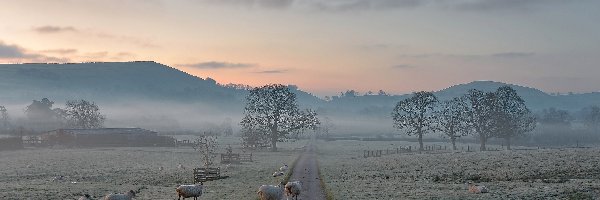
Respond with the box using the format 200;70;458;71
64;99;105;129
437;97;471;150
194;133;218;168
494;86;536;150
240;84;319;151
392;91;438;151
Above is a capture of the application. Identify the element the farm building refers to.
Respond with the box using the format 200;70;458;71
41;128;175;147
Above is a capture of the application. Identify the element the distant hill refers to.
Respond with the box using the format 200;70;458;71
1;62;599;132
0;61;321;110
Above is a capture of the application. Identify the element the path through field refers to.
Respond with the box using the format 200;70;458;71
288;138;326;200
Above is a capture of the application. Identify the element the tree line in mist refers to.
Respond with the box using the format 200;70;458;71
0;98;105;134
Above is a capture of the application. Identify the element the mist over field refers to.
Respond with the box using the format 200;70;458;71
2;0;600;199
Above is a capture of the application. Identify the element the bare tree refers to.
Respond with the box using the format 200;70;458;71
392;91;438;151
437;97;471;150
465;89;498;151
240;84;319;151
494;86;536;150
582;105;600;133
539;107;572;126
64;99;106;129
0;106;9;131
220;117;233;136
316;116;335;139
194;133;218;168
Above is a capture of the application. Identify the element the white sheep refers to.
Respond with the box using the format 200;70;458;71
52;175;65;182
284;181;301;200
272;171;284;177
257;182;285;200
176;183;203;200
279;164;288;172
178;163;186;170
103;190;136;200
78;194;92;200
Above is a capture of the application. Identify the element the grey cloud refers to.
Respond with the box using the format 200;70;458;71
255;69;289;73
182;61;257;69
0;41;28;58
451;0;563;11
310;0;423;11
201;0;294;9
195;0;572;12
33;26;78;34
492;52;535;58
0;41;69;62
200;0;424;11
398;52;536;59
40;49;78;55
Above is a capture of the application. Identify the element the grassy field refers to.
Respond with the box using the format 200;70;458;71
0;136;306;200
316;139;600;199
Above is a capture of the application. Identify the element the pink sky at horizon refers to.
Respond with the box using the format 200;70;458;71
1;0;599;97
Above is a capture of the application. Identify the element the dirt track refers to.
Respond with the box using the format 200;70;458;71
288;141;326;200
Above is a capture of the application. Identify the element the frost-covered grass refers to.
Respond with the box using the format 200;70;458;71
0;136;306;200
317;139;600;199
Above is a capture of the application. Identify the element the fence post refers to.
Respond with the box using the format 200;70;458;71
467;146;470;152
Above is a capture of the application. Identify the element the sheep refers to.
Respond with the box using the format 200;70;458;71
279;164;288;172
176;183;203;200
178;163;186;170
257;182;285;200
103;190;136;200
467;181;488;194
284;181;301;200
52;175;65;182
158;166;164;171
78;194;92;200
272;171;284;177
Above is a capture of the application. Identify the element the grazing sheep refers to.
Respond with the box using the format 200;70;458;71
284;181;301;200
103;190;136;200
176;183;203;200
279;164;288;172
257;182;285;200
178;163;186;170
158;166;164;171
78;194;92;200
467;182;488;194
272;171;284;177
52;175;65;182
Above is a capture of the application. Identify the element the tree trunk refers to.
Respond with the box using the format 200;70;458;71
270;134;278;152
418;133;424;151
479;134;486;151
505;137;511;150
451;137;457;150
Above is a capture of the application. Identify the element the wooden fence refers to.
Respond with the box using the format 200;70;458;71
193;167;221;183
363;146;412;158
363;145;502;158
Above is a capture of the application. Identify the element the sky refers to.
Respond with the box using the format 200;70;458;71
1;0;599;97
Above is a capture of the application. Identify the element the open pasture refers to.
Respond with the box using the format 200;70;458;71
317;139;600;199
0;137;305;200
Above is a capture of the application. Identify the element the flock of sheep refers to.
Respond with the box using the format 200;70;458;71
72;163;302;200
258;164;302;200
